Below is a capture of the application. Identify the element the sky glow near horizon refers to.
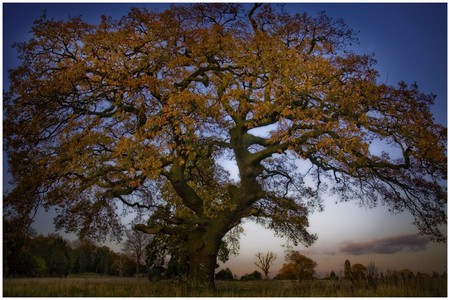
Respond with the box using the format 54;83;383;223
2;2;447;277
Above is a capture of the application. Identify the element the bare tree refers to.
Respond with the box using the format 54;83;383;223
123;228;152;274
366;260;379;287
112;255;127;277
255;251;277;279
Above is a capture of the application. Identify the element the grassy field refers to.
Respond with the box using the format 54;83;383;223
3;276;447;297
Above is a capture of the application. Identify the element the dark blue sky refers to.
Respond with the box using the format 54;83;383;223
2;3;447;275
3;3;447;123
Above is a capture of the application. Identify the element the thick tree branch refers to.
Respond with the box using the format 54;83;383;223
165;159;205;217
133;223;178;235
113;194;160;210
248;3;263;34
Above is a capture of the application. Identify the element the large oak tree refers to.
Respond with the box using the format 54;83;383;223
4;4;446;290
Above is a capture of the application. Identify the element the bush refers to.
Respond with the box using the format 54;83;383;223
28;254;47;277
216;268;234;280
240;271;262;281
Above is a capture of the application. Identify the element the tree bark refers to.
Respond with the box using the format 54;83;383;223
186;249;218;292
183;216;233;293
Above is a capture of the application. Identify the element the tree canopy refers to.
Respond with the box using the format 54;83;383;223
276;250;317;280
4;3;446;288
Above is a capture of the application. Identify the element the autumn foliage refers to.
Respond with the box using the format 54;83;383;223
276;250;317;280
4;3;446;288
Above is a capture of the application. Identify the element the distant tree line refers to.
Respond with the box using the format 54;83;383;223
3;220;141;278
214;252;446;283
340;259;446;288
4;217;445;282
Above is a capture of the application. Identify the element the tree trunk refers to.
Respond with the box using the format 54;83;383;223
186;249;218;292
184;221;229;294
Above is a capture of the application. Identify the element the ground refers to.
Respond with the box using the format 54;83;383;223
3;275;446;297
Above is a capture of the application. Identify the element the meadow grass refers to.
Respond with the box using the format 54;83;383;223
3;276;447;297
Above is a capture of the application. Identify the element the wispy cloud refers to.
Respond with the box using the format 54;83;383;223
339;234;429;256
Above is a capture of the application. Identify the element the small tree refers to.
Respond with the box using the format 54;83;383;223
329;270;338;280
366;261;378;288
255;251;277;279
344;259;352;281
123;228;152;274
123;215;153;274
112;254;132;277
215;268;234;280
28;254;47;277
277;250;317;280
28;234;72;277
351;263;367;281
240;271;262;281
